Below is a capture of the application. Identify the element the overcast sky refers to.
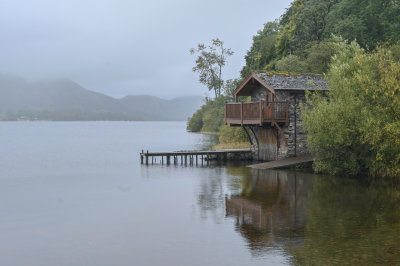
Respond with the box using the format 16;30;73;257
0;0;292;99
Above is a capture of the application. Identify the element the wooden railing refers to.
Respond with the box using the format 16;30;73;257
225;101;288;125
265;102;288;121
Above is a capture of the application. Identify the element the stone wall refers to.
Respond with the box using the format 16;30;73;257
251;85;266;101
282;92;309;158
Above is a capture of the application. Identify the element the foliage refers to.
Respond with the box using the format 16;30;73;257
187;96;227;133
278;0;400;55
240;21;280;78
305;39;338;73
275;0;306;56
240;0;400;78
218;125;248;144
325;0;400;49
275;55;308;73
190;39;234;98
186;108;203;132
223;78;241;100
302;40;400;177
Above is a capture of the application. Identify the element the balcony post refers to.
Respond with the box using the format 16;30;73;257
259;101;262;125
241;102;243;125
224;101;227;125
272;102;275;121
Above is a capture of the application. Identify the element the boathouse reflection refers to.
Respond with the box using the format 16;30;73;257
225;169;313;251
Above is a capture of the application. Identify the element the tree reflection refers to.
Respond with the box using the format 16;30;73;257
225;169;314;254
290;177;400;265
197;166;400;264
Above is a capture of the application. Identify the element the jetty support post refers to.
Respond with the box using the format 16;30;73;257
167;155;170;165
145;150;149;165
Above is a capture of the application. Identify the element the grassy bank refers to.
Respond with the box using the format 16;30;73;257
212;142;251;150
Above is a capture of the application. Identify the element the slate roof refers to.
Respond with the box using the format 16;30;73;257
256;73;327;91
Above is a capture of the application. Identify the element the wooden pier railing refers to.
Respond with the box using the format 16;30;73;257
225;101;288;125
140;149;252;166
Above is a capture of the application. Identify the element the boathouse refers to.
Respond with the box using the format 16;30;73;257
225;73;327;161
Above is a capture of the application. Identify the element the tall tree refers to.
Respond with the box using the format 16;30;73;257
190;39;233;98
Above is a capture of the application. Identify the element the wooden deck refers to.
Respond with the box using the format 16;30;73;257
225;101;288;126
248;154;314;169
140;149;252;165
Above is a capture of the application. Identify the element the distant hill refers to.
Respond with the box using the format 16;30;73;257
0;75;203;121
119;95;205;121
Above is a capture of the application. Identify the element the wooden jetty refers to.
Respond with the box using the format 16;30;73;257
140;149;252;166
248;154;314;169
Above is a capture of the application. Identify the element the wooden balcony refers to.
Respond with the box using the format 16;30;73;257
225;101;289;126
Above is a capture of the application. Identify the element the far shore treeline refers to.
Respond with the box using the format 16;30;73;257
0;77;203;121
187;0;400;177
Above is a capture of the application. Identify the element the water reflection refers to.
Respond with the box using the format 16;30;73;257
291;176;400;265
221;168;400;264
225;169;313;256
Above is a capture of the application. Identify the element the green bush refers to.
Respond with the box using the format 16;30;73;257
219;125;248;143
186;109;203;132
186;96;228;133
302;40;400;178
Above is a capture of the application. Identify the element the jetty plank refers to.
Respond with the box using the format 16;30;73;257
248;154;314;169
140;149;252;165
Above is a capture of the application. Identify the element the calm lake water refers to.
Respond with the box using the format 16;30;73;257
0;122;399;265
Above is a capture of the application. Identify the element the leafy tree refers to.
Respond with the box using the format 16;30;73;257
190;39;234;98
187;96;228;133
187;108;203;132
223;78;241;99
275;55;308;73
305;38;339;73
325;0;400;49
275;0;305;56
302;40;400;177
240;21;280;78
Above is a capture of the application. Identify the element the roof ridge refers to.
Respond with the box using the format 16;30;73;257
256;71;325;78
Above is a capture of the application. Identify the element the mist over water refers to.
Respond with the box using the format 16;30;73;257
0;122;399;265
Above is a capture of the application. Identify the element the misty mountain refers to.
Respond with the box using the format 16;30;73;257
119;95;205;121
0;76;203;121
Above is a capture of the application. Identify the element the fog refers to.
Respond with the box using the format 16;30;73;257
0;0;292;98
